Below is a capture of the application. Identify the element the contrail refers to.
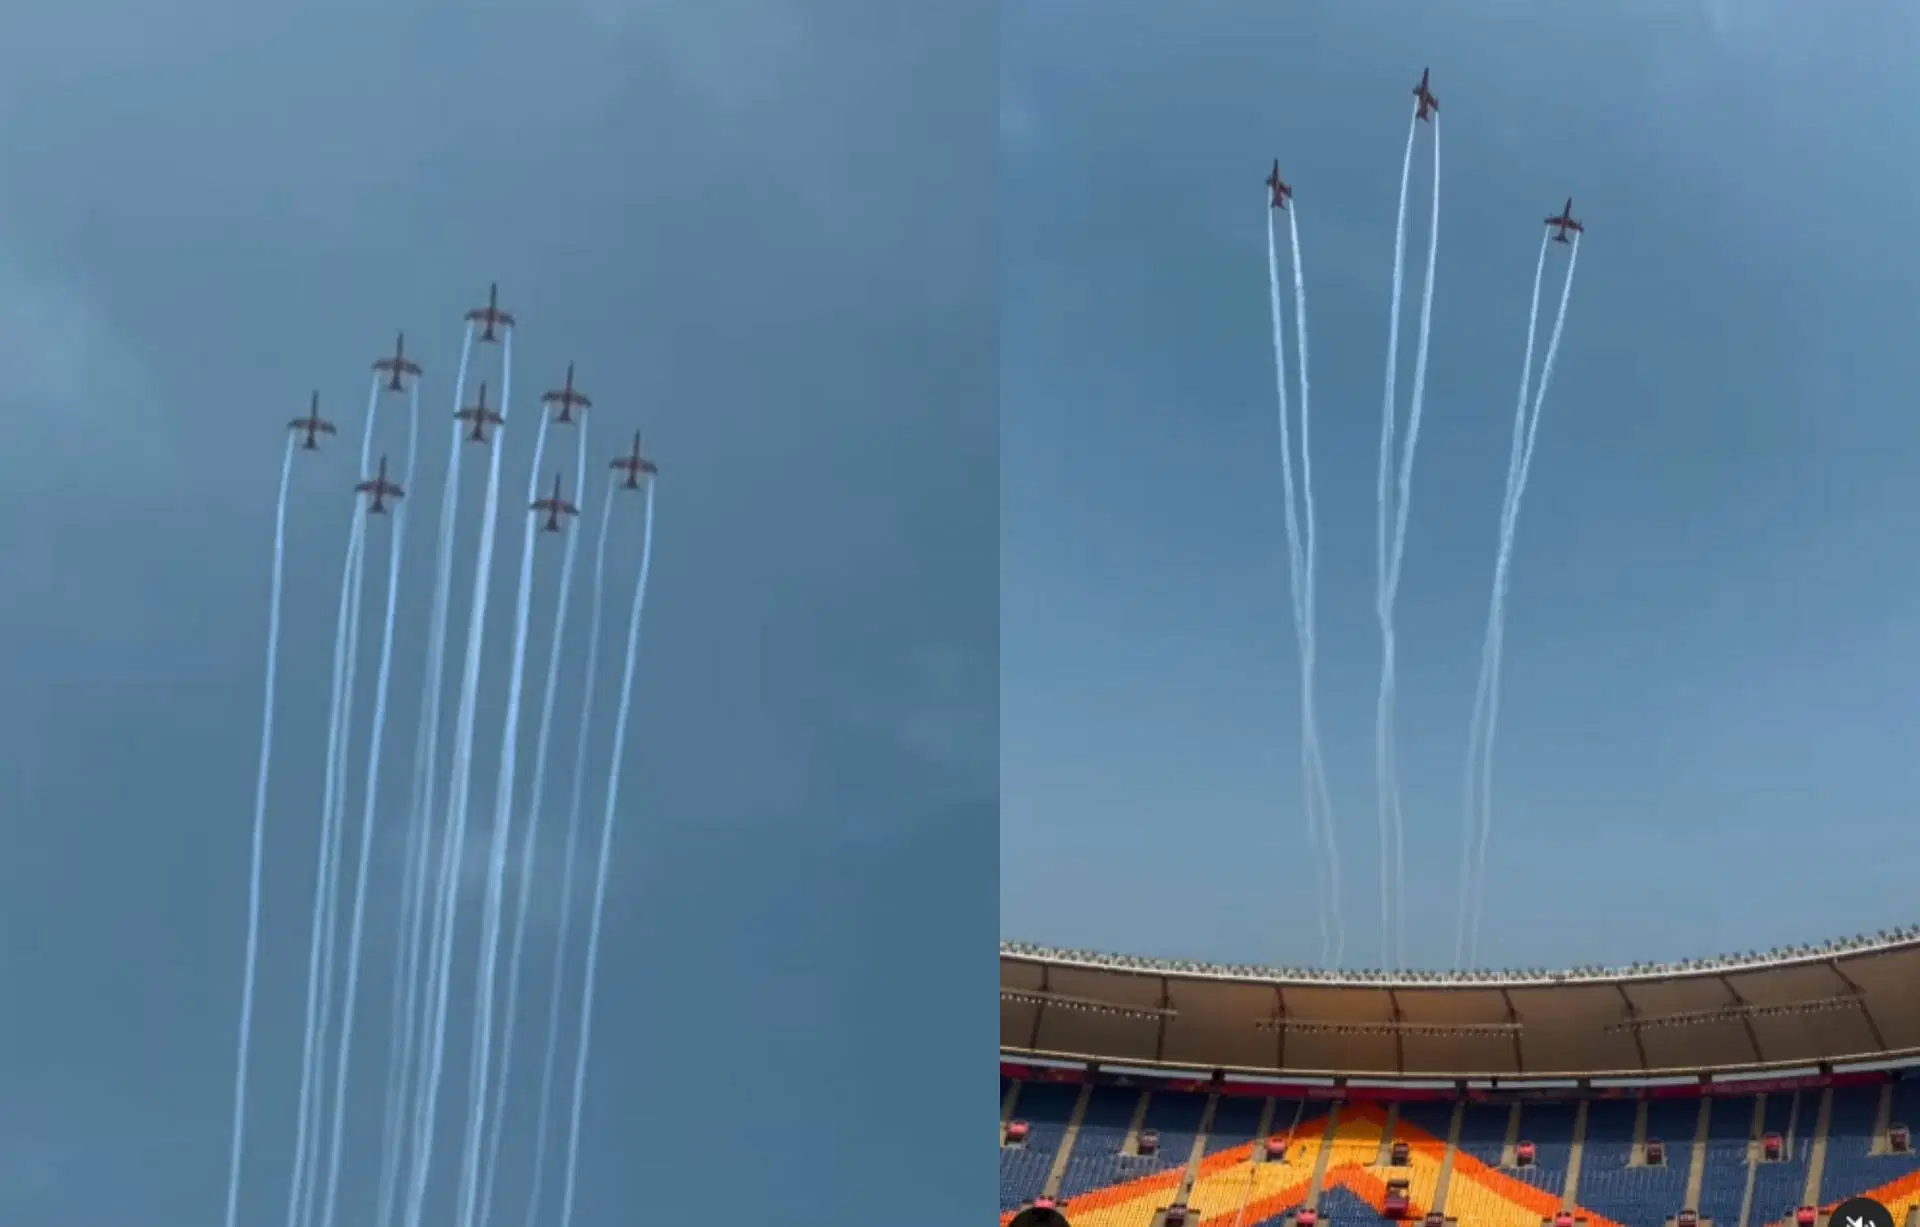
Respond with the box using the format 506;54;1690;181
300;399;380;1227
523;483;617;1227
1377;112;1417;598
221;435;296;1227
479;422;590;1227
1470;244;1581;964
1265;201;1326;963
1466;236;1579;967
392;329;479;1227
1381;115;1441;968
558;481;657;1227
1286;204;1344;969
1373;109;1418;968
287;380;379;1227
403;327;515;1227
292;522;363;1227
1456;233;1548;969
317;378;421;1227
1266;201;1343;965
378;327;472;1227
456;390;553;1227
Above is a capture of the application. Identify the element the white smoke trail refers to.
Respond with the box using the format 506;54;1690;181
523;482;617;1227
557;480;656;1227
456;396;553;1227
286;380;380;1227
1384;120;1444;609
300;402;380;1227
379;326;473;1227
392;330;479;1226
479;422;590;1227
1381;116;1441;968
1377;112;1417;598
317;378;421;1227
314;439;385;1226
286;522;360;1227
222;435;296;1227
1372;109;1418;968
1286;205;1344;969
1264;202;1327;965
1466;237;1579;967
1456;233;1548;969
403;327;515;1227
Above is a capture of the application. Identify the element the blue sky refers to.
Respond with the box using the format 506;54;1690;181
1001;0;1920;975
0;0;993;1223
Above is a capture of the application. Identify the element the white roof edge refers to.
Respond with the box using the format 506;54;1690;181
999;928;1920;990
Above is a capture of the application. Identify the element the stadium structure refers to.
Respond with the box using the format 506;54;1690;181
998;931;1920;1227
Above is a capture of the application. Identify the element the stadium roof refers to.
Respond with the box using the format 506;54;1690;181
999;929;1920;1080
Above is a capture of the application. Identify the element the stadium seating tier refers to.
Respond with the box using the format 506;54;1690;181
1000;1074;1920;1227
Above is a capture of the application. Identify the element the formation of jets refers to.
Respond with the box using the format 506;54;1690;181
337;430;653;533
289;391;336;450
356;455;405;514
456;382;504;444
292;285;659;538
531;472;581;533
373;332;422;393
1264;72;1585;244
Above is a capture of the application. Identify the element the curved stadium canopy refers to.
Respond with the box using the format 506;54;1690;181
1000;931;1920;1081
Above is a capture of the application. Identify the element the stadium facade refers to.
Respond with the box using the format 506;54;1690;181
998;932;1920;1227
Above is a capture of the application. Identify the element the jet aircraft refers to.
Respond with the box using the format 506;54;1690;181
1413;68;1438;121
542;362;592;424
609;431;658;490
372;332;423;393
1266;161;1292;211
530;471;580;533
455;381;504;444
1545;198;1584;243
466;281;515;342
355;455;405;513
288;391;336;450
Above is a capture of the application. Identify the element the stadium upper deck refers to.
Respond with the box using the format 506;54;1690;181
1001;928;1920;1080
997;1061;1920;1227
